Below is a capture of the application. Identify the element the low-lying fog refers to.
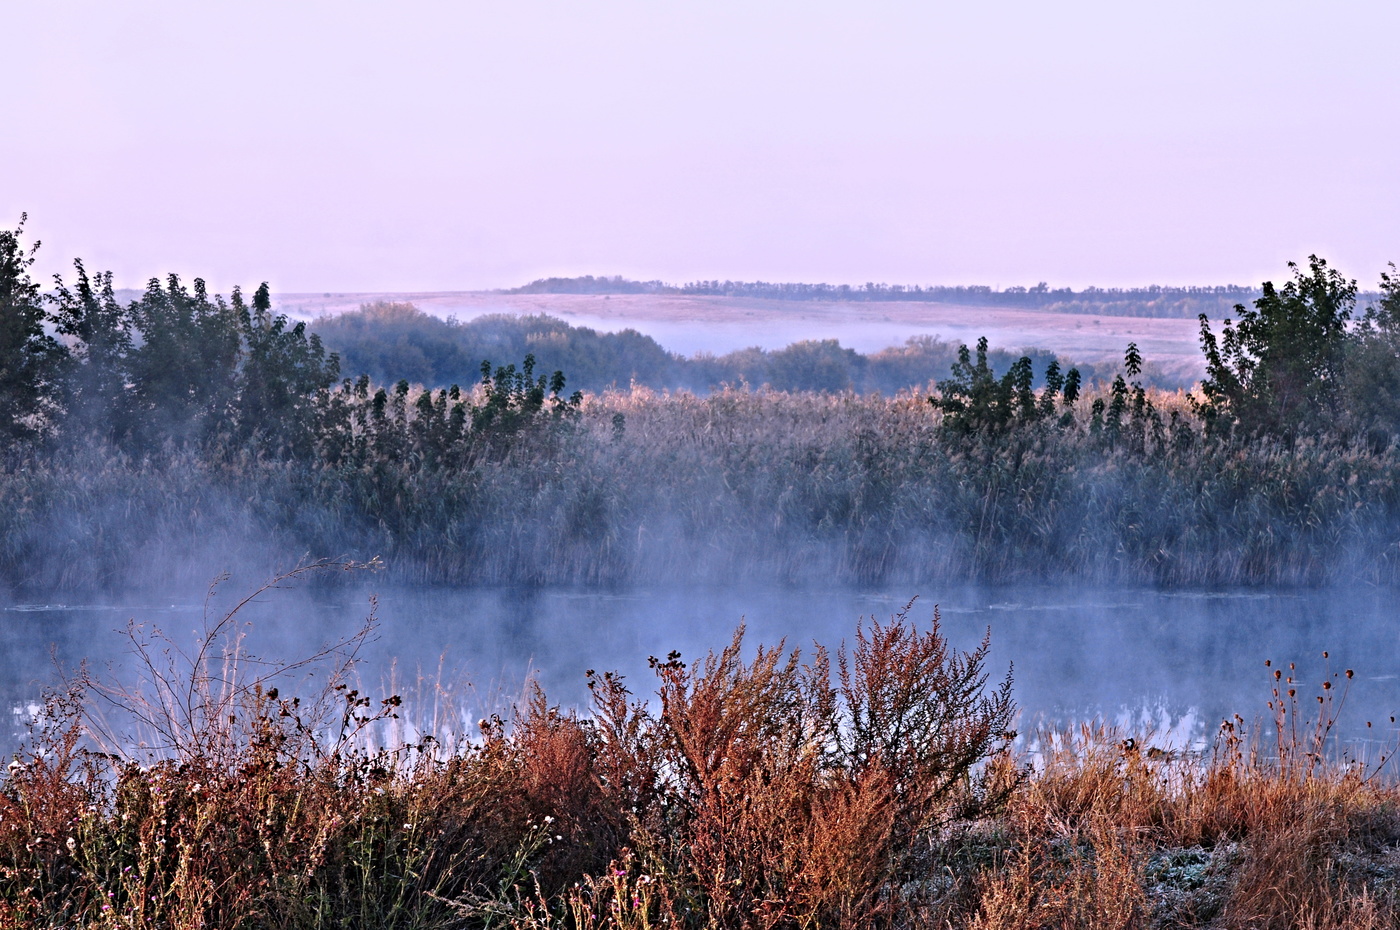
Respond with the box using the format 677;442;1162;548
5;583;1397;758
273;290;1207;379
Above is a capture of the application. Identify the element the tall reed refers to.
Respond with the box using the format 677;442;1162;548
5;385;1400;595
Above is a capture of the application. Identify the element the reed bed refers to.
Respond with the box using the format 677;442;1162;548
2;573;1398;929
4;385;1400;596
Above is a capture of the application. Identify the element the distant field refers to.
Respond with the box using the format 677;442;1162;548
276;291;1208;383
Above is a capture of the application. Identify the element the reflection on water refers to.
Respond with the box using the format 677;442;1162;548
4;585;1399;755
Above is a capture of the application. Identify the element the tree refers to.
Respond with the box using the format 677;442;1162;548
49;259;135;447
1195;255;1354;440
234;282;340;458
125;274;243;451
765;338;860;392
0;216;64;447
1124;342;1142;379
471;353;581;437
929;336;1079;438
1342;264;1400;441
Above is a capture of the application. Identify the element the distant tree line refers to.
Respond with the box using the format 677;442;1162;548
507;275;1280;318
312;301;1079;397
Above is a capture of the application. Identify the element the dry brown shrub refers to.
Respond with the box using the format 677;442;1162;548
792;765;896;927
839;607;1018;842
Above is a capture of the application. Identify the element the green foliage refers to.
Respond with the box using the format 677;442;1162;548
764;339;861;392
44;265;343;460
1342;265;1400;442
11;382;1400;593
125;274;244;450
0;216;63;447
1124;342;1142;379
314;304;679;395
472;354;582;435
1196;256;1356;440
49;259;136;447
308;352;582;508
233;283;341;458
929;337;1080;438
13;234;1400;594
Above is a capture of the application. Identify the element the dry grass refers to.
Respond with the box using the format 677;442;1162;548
3;574;1400;928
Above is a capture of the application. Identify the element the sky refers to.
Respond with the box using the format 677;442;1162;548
5;1;1398;294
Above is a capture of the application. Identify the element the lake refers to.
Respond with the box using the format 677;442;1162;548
5;584;1398;757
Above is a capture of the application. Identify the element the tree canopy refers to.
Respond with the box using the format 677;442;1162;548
1195;256;1355;440
0;217;63;444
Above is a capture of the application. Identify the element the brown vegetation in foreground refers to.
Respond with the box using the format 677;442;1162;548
4;570;1399;929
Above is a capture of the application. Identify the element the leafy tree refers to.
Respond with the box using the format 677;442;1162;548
1195;256;1355;440
125;274;243;451
472;353;582;436
929;336;1079;438
1124;342;1142;379
765;339;861;392
0;216;64;446
234;283;340;458
49;259;135;447
1342;265;1400;442
1061;366;1081;406
314;304;679;395
1037;359;1063;418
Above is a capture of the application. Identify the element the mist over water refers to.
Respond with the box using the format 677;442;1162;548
6;581;1399;757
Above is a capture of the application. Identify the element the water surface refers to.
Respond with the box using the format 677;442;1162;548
5;585;1398;755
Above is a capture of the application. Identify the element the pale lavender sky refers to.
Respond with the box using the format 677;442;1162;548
6;1;1398;294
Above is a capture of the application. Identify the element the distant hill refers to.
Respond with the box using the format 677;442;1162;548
312;301;1107;396
506;275;1265;319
